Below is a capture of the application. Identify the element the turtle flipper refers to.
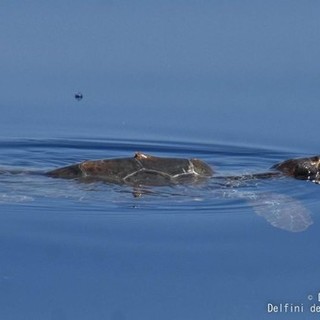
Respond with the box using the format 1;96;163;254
247;193;313;232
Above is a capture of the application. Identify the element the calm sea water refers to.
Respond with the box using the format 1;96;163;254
1;1;320;319
0;138;319;320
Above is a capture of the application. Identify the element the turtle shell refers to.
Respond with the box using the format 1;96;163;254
46;152;214;186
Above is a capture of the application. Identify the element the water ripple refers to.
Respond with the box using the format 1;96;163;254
0;138;318;232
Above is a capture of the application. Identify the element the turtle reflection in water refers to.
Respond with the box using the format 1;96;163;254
45;152;320;233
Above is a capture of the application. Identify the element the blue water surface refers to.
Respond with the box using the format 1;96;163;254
1;1;320;320
0;139;319;320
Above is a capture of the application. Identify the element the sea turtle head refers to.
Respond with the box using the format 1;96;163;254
272;156;320;183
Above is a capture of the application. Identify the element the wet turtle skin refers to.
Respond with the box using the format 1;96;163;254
46;152;320;186
46;152;213;186
9;152;320;232
272;155;320;183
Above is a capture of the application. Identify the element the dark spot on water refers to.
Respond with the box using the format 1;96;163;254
74;92;83;101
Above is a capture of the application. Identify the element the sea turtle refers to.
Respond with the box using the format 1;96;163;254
2;153;319;232
44;152;320;233
46;152;320;185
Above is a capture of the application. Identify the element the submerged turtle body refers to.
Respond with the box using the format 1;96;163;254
2;152;319;232
46;152;320;185
47;152;213;186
